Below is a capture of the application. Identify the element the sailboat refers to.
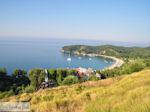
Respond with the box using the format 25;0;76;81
67;52;71;62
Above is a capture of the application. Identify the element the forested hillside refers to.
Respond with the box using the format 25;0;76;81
62;45;150;59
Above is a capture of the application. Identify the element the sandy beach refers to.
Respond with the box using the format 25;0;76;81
98;55;124;70
85;54;124;70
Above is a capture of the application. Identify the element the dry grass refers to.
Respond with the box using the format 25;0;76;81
1;69;150;112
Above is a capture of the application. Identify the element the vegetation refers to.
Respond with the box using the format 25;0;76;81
98;59;147;78
0;68;30;98
62;75;79;85
28;68;45;90
0;67;78;97
0;67;7;76
62;45;150;59
88;75;99;81
1;69;150;112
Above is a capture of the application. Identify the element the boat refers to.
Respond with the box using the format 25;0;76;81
67;57;71;61
89;58;92;60
67;52;71;62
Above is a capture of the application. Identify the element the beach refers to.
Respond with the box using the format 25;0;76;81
85;54;124;70
98;55;124;70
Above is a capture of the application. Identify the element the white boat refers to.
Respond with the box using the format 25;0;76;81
89;58;92;60
67;57;71;61
67;52;71;62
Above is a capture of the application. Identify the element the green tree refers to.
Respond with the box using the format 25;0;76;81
56;69;63;85
62;75;78;85
67;69;76;76
88;75;99;81
48;69;56;80
12;69;29;87
38;70;45;85
12;69;27;78
0;67;7;76
28;68;45;90
24;85;35;93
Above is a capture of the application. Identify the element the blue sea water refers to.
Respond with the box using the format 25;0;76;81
0;38;114;74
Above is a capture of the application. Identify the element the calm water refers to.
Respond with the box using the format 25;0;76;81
0;38;114;74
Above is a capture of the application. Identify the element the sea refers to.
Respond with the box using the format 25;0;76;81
0;38;126;74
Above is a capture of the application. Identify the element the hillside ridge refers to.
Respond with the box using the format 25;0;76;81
1;69;150;112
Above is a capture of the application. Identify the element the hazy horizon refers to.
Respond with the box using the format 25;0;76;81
0;36;149;47
0;0;150;43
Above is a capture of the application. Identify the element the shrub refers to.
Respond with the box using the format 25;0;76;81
100;59;146;77
12;69;27;78
0;67;7;76
67;69;76;76
28;68;45;89
24;85;35;93
0;89;14;99
48;69;56;80
56;69;63;85
14;86;25;94
62;75;78;85
88;75;99;81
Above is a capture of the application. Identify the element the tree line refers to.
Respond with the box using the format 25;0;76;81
0;68;99;99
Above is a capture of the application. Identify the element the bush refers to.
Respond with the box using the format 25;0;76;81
67;69;76;76
62;75;78;85
0;89;14;99
28;68;45;89
24;85;35;93
14;86;26;94
48;69;56;80
88;75;99;81
56;69;63;85
12;69;27;78
0;67;7;76
100;59;146;78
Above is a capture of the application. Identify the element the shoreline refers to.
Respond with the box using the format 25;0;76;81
79;53;124;70
98;55;124;70
61;49;124;70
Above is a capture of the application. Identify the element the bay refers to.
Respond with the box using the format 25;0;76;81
0;38;113;74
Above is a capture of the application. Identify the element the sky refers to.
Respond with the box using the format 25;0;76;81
0;0;150;43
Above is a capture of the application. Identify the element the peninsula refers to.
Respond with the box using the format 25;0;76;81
62;45;150;69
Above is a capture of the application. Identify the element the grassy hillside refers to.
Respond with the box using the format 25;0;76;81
62;45;150;59
1;69;150;112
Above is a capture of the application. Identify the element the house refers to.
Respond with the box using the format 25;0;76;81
76;67;94;79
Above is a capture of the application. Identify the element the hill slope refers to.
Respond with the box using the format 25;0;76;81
1;69;150;112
